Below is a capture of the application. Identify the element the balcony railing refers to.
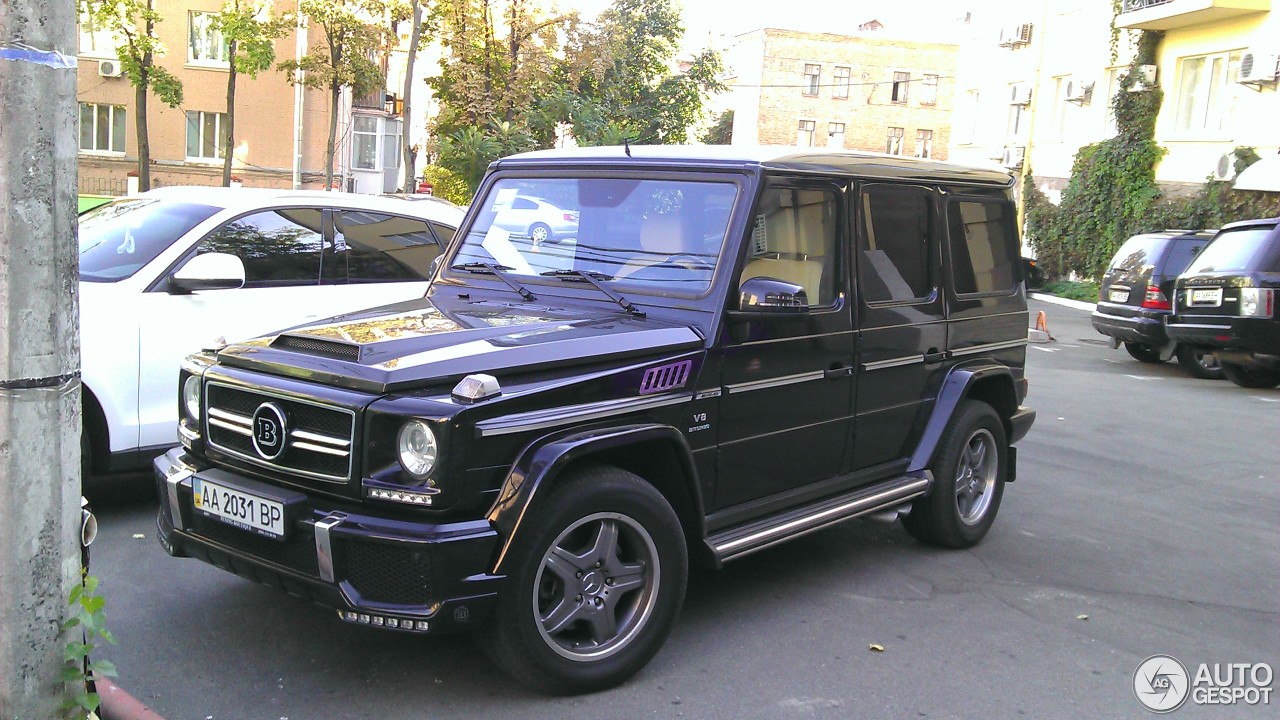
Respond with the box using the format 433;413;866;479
1116;0;1270;31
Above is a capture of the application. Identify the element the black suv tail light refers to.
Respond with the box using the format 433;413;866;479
1141;285;1171;310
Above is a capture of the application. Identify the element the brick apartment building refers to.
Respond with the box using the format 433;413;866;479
75;0;403;196
724;28;958;160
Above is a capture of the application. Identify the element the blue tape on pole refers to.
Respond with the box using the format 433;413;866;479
0;46;78;69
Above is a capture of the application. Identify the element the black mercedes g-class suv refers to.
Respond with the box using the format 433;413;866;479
155;146;1036;693
1167;217;1280;388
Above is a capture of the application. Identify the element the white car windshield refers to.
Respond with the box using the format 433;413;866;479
452;177;738;295
79;198;220;282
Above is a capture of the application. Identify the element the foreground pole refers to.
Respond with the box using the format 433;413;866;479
0;0;83;717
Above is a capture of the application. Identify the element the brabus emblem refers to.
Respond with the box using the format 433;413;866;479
251;403;288;460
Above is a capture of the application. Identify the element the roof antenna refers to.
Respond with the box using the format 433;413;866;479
624;137;632;158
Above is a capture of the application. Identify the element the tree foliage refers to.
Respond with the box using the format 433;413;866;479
214;0;294;185
701;109;734;145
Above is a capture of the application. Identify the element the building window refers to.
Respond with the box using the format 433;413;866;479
188;11;229;65
891;71;910;104
833;66;851;99
828;122;845;148
382;120;402;169
185;111;227;160
1102;67;1123;136
78;103;126;154
920;74;939;105
1051;75;1070;134
1174;51;1241;133
916;129;933;158
353;116;379;170
802;64;821;96
964;89;981;142
797;119;816;147
78;11;119;59
886;127;904;155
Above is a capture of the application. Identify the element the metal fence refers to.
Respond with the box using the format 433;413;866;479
78;176;127;197
1123;0;1174;12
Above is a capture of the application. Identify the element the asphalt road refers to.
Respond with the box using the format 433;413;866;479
86;298;1278;719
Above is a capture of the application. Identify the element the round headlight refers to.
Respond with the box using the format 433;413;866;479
183;375;202;421
397;420;438;479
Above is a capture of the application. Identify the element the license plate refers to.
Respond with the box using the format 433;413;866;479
1190;288;1222;306
1108;289;1129;303
193;476;286;539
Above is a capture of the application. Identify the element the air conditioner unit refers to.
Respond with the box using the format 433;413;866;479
97;59;123;78
998;23;1033;47
1213;153;1235;181
1002;146;1026;170
1009;83;1032;106
1239;51;1279;84
1065;78;1094;104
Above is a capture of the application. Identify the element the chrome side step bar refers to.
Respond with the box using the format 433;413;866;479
706;473;932;565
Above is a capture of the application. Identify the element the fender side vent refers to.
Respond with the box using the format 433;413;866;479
271;335;361;362
640;360;692;394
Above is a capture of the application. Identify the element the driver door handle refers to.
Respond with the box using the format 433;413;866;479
824;364;854;379
924;348;948;364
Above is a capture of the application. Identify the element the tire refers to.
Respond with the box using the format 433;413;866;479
1175;345;1225;380
477;465;688;694
1124;341;1172;363
902;400;1007;549
528;222;551;246
1220;362;1280;389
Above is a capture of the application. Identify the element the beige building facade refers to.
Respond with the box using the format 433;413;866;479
724;28;958;160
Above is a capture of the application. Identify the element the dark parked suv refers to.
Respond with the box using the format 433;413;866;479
1167;218;1280;388
1092;230;1222;378
155;147;1036;693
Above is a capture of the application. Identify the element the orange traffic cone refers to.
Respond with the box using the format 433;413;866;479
1034;310;1055;341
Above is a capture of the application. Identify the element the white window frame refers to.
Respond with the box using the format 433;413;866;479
802;64;821;96
188;11;230;67
886;126;904;155
381;119;402;169
1050;74;1070;135
915;129;933;159
1173;50;1242;137
920;74;939;106
78;103;126;155
185;111;227;162
891;71;911;104
962;89;981;144
1102;67;1123;136
833;66;851;99
797;119;816;147
78;10;120;59
828;122;845;148
352;115;380;170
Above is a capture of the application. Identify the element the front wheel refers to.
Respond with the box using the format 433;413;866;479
1175;345;1224;380
903;400;1007;549
1220;362;1280;389
477;465;687;694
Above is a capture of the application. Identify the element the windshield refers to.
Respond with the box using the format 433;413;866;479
79;198;220;282
451;177;739;295
1185;228;1273;274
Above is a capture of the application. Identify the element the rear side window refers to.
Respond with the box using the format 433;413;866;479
1108;234;1170;273
194;208;324;287
858;184;935;303
947;200;1018;295
1187;228;1275;274
334;211;440;283
429;221;456;246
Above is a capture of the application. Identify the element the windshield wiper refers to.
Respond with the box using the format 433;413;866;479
540;270;645;318
450;262;535;301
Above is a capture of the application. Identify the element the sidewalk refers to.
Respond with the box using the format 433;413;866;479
1029;292;1095;312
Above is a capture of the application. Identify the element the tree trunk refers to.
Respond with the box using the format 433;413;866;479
325;79;340;190
402;0;421;192
222;39;238;187
135;70;150;191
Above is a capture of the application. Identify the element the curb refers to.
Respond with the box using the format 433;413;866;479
97;679;167;720
1029;292;1096;312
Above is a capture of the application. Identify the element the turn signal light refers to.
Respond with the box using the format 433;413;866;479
1141;285;1171;310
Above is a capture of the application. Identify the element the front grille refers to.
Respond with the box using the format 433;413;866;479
272;335;362;362
340;540;433;606
206;383;355;483
191;514;320;577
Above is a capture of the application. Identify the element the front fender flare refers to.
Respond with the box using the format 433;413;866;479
908;361;1017;475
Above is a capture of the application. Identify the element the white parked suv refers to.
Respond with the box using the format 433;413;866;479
78;187;464;478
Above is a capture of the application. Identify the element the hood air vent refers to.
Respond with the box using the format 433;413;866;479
640;360;692;394
271;335;362;362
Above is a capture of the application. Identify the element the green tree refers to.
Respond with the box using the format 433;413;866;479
279;0;400;189
701;108;733;145
80;0;184;191
438;125;502;194
213;0;294;186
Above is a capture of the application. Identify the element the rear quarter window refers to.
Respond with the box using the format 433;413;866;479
947;200;1019;295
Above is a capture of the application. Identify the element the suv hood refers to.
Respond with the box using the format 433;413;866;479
215;298;705;394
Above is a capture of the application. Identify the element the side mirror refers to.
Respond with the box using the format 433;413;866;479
738;277;809;313
171;252;246;293
1022;257;1045;291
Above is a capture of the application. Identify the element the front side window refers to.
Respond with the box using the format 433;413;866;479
740;185;840;307
891;71;910;104
947;200;1018;295
189;11;229;65
79;199;220;282
803;64;821;96
79;103;126;154
194;209;324;287
353;116;379;170
833;66;851;99
186;111;227;160
797;120;816;147
451;177;739;297
915;129;933;158
828;122;845;148
859;184;936;303
1175;51;1242;133
334;211;439;283
886;127;904;155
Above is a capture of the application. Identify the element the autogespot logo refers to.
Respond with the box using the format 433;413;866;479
1134;655;1190;713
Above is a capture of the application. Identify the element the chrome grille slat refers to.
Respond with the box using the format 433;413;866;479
209;417;253;437
292;441;350;457
292;429;350;448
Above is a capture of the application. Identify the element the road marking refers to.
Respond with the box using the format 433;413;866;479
1104;359;1124;364
1032;346;1061;353
1124;375;1160;381
1251;396;1278;403
1060;344;1081;348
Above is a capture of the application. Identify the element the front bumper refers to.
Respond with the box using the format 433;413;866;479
1090;307;1169;346
154;448;501;634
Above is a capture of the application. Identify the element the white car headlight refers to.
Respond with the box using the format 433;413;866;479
397;420;438;479
183;375;202;421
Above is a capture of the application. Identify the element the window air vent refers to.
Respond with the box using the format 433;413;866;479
271;335;362;362
639;360;693;394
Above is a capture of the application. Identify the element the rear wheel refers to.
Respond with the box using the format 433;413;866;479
1220;362;1280;389
1175;345;1224;380
902;400;1007;549
478;465;687;694
1124;341;1172;363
